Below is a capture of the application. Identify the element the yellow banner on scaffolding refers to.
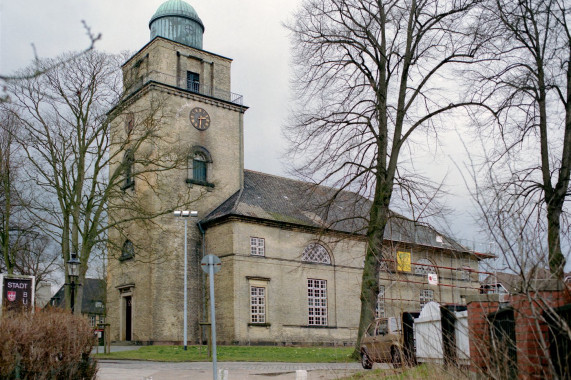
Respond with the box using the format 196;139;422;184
397;251;411;272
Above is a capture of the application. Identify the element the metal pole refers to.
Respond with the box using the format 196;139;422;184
70;280;75;314
209;255;217;380
184;218;188;350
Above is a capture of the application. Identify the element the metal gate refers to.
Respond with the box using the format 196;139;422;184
488;308;517;379
402;312;420;365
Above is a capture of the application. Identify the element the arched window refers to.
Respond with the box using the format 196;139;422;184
125;112;135;135
193;152;207;182
414;258;436;275
120;240;134;261
121;150;135;190
187;146;214;187
302;243;331;265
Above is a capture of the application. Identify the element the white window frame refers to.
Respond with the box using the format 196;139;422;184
420;289;434;308
302;243;331;264
250;286;266;323
415;258;436;275
89;315;96;328
376;285;385;318
308;279;328;326
250;237;265;256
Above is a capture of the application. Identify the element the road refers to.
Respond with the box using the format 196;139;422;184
97;360;371;380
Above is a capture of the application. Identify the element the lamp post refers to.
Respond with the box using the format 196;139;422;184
174;210;198;350
67;254;80;314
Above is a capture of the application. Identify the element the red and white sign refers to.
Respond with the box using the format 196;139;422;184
7;291;16;302
428;273;438;285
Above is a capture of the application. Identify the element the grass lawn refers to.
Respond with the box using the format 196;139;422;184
94;345;357;363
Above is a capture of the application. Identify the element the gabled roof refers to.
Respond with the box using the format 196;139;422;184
481;269;571;293
202;170;469;253
50;278;105;315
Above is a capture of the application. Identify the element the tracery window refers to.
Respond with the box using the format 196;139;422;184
301;243;331;265
414;258;436;275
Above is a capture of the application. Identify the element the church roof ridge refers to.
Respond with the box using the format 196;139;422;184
202;170;471;253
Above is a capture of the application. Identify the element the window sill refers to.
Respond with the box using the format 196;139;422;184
248;323;271;327
186;178;215;188
121;181;135;191
119;255;134;262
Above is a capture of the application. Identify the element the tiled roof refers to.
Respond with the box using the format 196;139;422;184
202;170;468;252
50;278;105;315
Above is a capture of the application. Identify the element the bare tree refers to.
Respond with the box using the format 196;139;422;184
0;21;101;103
466;0;571;278
6;50;195;313
286;0;485;353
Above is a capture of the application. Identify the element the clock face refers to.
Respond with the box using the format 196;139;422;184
190;107;211;131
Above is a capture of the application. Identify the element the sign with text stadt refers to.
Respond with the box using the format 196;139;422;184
1;275;35;314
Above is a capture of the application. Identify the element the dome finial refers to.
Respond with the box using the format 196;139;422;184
149;0;204;49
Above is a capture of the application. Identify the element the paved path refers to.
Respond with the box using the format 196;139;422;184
97;360;370;380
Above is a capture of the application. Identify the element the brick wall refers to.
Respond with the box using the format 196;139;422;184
466;294;500;375
467;285;570;379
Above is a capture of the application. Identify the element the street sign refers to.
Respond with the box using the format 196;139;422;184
201;255;221;274
1;274;35;315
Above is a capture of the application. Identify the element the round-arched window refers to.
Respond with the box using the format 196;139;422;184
302;243;331;265
414;258;436;275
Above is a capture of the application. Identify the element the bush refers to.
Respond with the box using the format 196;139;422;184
0;308;97;379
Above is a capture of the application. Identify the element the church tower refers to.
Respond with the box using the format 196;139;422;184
106;0;246;344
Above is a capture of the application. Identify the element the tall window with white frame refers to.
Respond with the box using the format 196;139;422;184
250;237;265;256
250;286;266;324
308;279;327;326
376;285;385;318
420;289;434;308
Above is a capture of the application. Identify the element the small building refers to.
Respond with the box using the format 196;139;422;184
50;278;106;328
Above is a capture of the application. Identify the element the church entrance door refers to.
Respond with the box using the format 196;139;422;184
125;296;132;341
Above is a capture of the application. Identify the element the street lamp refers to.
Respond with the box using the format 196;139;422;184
174;210;198;350
67;254;81;314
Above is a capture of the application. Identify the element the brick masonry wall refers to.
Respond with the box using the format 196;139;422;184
466;296;500;374
511;291;571;379
467;288;571;379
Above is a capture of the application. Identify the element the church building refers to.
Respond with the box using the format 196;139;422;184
106;0;487;345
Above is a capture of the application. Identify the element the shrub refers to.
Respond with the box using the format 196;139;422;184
0;308;97;379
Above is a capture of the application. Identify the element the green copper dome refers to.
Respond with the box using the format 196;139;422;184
149;0;204;49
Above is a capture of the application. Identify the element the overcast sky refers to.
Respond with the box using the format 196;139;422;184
0;0;489;250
